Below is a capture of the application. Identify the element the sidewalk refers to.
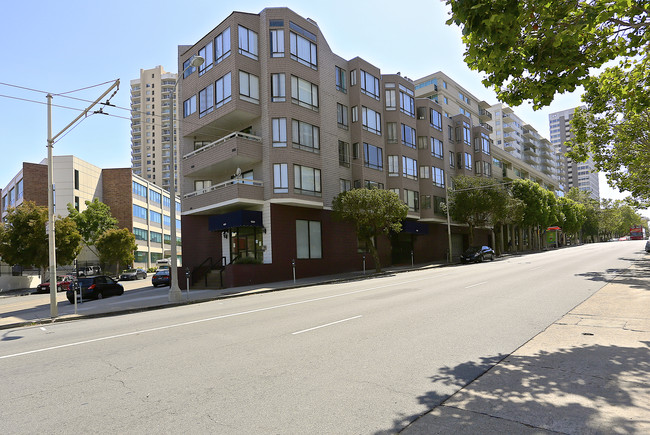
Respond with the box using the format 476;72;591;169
402;260;650;434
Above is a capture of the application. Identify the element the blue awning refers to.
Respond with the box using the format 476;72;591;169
209;210;263;232
401;220;429;234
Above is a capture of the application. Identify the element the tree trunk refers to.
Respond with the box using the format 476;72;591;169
368;237;382;273
468;223;475;247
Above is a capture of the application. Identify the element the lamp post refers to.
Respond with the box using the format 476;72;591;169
169;55;204;302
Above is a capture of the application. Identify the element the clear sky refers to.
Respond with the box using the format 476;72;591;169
0;0;631;206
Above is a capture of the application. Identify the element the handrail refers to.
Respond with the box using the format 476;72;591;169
182;131;262;160
183;179;263;199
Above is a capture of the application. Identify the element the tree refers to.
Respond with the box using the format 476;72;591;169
332;188;408;273
446;0;649;201
95;228;137;276
448;175;509;246
0;201;82;270
566;188;600;242
446;0;649;108
67;198;118;256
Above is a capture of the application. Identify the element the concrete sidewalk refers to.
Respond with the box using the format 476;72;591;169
402;261;650;434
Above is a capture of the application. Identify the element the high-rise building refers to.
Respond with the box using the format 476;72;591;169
176;7;563;287
130;66;178;192
549;107;599;200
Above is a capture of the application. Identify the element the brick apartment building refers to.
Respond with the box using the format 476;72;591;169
1;156;182;270
174;7;563;287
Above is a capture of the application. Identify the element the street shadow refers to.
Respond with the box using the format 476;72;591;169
575;257;650;291
376;343;650;434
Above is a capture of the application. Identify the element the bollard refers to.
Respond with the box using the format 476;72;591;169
362;254;366;275
292;259;296;283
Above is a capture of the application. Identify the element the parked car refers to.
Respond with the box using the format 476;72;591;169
460;246;495;263
77;266;102;277
119;268;147;281
645;240;650;253
67;275;124;303
152;269;170;287
35;275;76;293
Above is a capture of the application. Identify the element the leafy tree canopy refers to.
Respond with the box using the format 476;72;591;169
67;198;118;254
0;201;82;269
95;228;137;274
446;0;649;108
332;188;408;272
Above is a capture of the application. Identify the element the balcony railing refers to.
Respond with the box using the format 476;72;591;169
183;131;262;160
184;178;264;199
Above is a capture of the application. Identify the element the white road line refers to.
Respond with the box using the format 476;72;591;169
292;315;362;335
0;275;434;360
465;281;487;289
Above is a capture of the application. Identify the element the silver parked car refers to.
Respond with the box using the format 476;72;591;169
119;268;147;280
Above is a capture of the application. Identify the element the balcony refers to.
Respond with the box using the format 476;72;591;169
182;131;263;178
503;122;515;132
524;145;538;156
479;108;492;121
503;167;516;180
479;122;493;133
183;179;265;215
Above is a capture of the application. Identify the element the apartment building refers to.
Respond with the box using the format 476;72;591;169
130;66;179;192
1;156;182;270
549;107;599;200
175;7;566;287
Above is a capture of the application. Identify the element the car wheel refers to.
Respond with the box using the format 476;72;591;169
118;287;124;296
96;292;103;300
490;253;495;261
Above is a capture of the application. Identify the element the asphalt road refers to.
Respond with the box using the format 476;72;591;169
0;241;644;434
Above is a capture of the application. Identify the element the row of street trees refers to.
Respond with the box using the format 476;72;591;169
448;176;647;254
0;199;136;277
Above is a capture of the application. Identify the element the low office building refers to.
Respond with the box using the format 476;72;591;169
176;7;563;287
1;156;182;270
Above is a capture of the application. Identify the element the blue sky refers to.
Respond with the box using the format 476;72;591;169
0;0;627;204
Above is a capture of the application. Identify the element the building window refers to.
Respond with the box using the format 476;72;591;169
239;71;260;103
363;143;383;170
16;179;23;201
337;103;348;128
193;180;211;191
150;231;162;243
74;196;79;211
290;29;317;69
149;190;161;205
215;27;231;63
183;95;196;117
150;210;162;224
296;220;322;259
449;151;455;168
462;121;471;145
351;106;358;123
421;195;432;210
362;106;381;135
290;76;318;110
134;251;147;263
402;156;417;180
272;118;287;147
270;29;284;57
352;142;360;160
431;137;443;159
294;165;322;196
404;189;419;212
183;58;197;79
335;66;346;93
340;179;351;192
350;69;357;86
238;25;258;60
465;152;472;170
74;169;79;190
273;163;288;193
271;73;286;102
134;228;148;241
365;180;384;190
163;215;171;227
483;161;492;176
399;85;415;117
401;124;416;148
385;89;396;110
432;167;445;188
339;141;350;167
431;109;442;130
199;83;214;117
133;204;147;220
215;72;232;108
133;181;147;197
420;165;430;179
388;155;399;176
386;122;398;143
360;69;380;100
292;119;320;152
198;41;213;75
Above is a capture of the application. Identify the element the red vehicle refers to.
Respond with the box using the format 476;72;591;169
630;226;646;240
35;275;76;293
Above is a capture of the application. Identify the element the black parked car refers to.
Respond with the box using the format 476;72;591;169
67;275;124;303
120;268;147;280
460;246;495;263
152;269;170;287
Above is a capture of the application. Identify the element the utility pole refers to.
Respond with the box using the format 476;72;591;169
46;80;120;319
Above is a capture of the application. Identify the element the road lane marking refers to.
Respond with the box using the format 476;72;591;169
292;315;362;335
465;281;487;289
0;274;437;360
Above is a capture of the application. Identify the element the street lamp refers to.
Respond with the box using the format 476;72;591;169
169;55;204;302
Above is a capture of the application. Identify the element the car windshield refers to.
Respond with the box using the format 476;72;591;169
155;270;169;276
123;269;137;273
463;247;482;255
